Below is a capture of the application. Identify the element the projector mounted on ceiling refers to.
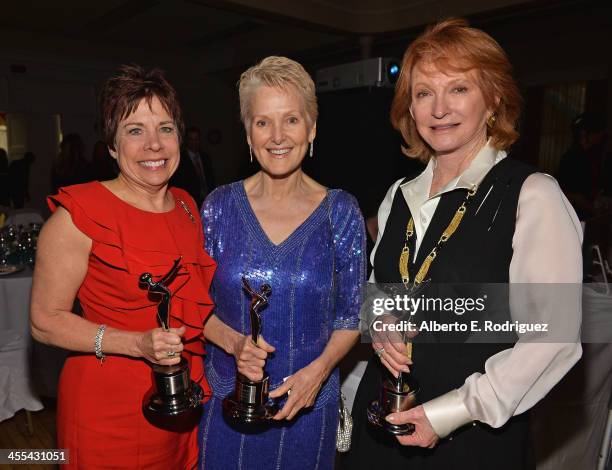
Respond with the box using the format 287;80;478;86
316;57;400;93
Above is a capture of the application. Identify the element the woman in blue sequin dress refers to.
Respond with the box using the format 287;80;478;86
198;56;366;470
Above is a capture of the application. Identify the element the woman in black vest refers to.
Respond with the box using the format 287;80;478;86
343;18;583;470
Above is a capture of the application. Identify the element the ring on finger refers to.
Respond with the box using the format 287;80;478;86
374;347;385;357
166;349;176;357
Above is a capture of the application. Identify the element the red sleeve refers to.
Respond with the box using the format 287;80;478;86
47;183;128;270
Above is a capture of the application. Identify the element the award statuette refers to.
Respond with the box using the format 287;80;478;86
222;277;278;425
367;342;420;435
139;257;203;426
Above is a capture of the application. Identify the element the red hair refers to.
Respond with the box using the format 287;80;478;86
390;18;522;162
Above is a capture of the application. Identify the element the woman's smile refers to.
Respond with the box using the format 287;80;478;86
430;123;460;131
139;158;168;169
267;147;292;158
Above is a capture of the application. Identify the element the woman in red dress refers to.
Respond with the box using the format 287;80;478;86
30;65;215;469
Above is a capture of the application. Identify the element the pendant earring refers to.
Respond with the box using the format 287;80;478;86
309;141;314;158
249;145;253;163
487;113;497;128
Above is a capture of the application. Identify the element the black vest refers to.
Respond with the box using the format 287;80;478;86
343;157;538;470
374;157;536;398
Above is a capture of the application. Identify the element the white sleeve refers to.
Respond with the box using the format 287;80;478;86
423;173;583;438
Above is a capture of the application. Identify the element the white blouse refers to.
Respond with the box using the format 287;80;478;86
369;143;583;438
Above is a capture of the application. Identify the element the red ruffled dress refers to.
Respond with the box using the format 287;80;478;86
48;182;215;469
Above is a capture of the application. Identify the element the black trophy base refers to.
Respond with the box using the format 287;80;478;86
222;395;279;425
367;375;420;436
367;399;415;435
222;372;278;430
142;359;203;431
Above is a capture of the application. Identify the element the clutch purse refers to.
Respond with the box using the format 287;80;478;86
336;393;353;452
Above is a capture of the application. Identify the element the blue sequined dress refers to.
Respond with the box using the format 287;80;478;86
198;181;366;470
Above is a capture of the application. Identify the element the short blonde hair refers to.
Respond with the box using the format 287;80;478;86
391;18;522;162
238;56;318;131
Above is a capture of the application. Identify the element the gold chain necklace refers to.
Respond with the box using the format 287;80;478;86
399;185;477;289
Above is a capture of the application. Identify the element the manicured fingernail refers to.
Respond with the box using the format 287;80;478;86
402;367;410;372
386;414;396;422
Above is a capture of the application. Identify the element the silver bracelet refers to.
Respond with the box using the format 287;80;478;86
94;324;107;363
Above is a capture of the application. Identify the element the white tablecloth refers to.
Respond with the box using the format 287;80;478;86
0;267;43;421
0;267;33;335
532;286;612;470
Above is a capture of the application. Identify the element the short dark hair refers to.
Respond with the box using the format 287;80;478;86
99;64;184;151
